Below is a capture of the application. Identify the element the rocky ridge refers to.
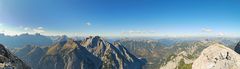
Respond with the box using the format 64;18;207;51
0;44;30;69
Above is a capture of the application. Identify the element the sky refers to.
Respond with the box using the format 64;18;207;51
0;0;240;37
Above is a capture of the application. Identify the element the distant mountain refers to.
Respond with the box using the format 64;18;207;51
0;33;53;48
15;36;146;69
192;43;240;69
0;44;30;69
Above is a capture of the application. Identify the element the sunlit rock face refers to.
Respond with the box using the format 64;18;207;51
0;44;31;69
193;43;240;69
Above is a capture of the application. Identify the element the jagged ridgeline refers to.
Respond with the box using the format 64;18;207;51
0;44;30;69
15;36;146;69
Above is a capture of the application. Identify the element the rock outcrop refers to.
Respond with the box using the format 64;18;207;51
234;41;240;54
0;44;31;69
192;43;240;69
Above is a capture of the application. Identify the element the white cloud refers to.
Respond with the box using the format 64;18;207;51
0;30;4;33
201;28;213;33
0;29;22;36
33;27;45;33
200;28;230;37
86;22;91;26
122;30;146;34
37;27;43;29
22;26;46;33
217;32;225;36
0;26;47;35
33;29;45;33
24;27;31;31
121;30;159;36
0;23;2;26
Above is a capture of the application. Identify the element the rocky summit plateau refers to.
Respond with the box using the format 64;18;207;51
192;43;240;69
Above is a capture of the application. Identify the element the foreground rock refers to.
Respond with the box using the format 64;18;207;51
0;44;30;69
192;43;240;69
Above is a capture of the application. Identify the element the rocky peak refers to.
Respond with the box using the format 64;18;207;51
81;36;104;48
192;43;240;69
56;35;68;44
46;38;78;55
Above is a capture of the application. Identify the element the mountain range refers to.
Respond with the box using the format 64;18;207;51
14;36;146;69
1;33;240;69
0;33;53;48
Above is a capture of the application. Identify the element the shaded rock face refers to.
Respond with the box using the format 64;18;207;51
16;36;145;69
234;41;240;54
192;43;240;69
15;45;47;69
0;44;31;69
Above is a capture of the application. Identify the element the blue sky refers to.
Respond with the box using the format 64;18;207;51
0;0;240;37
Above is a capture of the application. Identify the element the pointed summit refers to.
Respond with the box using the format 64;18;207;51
55;35;68;43
81;36;105;48
46;38;77;55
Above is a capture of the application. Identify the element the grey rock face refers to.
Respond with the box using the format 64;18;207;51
0;44;31;69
